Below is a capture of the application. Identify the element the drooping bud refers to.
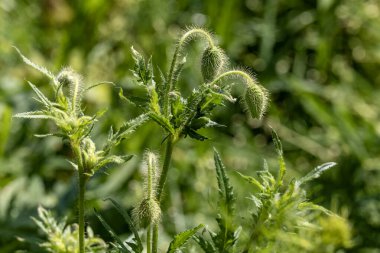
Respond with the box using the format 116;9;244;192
133;198;161;228
57;67;84;115
244;83;268;120
201;46;225;83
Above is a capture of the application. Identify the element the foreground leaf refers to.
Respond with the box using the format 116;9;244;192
167;224;204;253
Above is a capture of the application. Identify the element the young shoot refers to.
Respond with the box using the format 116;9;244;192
14;49;147;253
119;27;269;253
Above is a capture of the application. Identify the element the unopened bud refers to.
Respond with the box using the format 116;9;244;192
201;46;225;83
133;198;161;228
57;67;83;114
82;138;98;169
244;83;268;119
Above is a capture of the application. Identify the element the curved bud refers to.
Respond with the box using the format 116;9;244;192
201;46;225;82
133;198;161;228
57;67;84;115
210;70;269;120
244;83;268;119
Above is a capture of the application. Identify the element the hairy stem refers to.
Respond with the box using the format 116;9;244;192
152;224;158;253
147;225;152;253
152;135;174;253
163;29;215;116
209;70;255;87
72;142;86;253
78;174;86;253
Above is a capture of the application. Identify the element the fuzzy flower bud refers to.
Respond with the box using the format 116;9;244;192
133;151;161;227
57;67;84;114
244;83;268;120
82;137;98;169
201;46;225;82
133;198;161;228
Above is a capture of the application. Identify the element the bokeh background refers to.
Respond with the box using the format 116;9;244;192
1;0;379;252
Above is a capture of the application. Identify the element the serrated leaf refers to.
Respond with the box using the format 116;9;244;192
297;162;336;186
214;149;235;212
237;172;264;191
148;112;175;134
13;47;58;87
172;56;186;86
130;46;153;86
27;81;52;107
194;235;217;253
271;128;286;186
118;87;149;107
248;195;263;216
104;114;149;154
93;155;134;174
13;111;54;119
271;128;283;156
167;224;204;253
156;66;166;100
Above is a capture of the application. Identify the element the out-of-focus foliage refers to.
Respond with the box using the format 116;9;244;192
196;135;352;253
32;206;107;253
0;0;379;252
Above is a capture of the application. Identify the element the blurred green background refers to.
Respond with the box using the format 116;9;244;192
1;0;379;252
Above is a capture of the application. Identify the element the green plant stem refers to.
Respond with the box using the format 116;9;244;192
78;173;86;253
156;136;174;201
163;29;215;116
72;142;86;253
147;225;152;253
152;135;174;253
209;70;255;87
152;224;158;253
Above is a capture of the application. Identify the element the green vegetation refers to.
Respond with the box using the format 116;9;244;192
1;1;379;252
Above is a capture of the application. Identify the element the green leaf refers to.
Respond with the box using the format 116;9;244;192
117;114;149;137
271;128;286;186
67;160;78;171
104;114;149;154
213;149;235;213
28;81;52;107
148;112;175;134
194;235;217;253
130;46;154;86
13;111;54;119
167;224;204;253
34;133;67;138
118;87;149;107
13;47;58;88
105;198;143;252
237;172;264;191
297;162;336;186
172;56;186;87
94;209;130;252
186;129;208;141
93;155;134;175
271;128;283;156
85;81;115;92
